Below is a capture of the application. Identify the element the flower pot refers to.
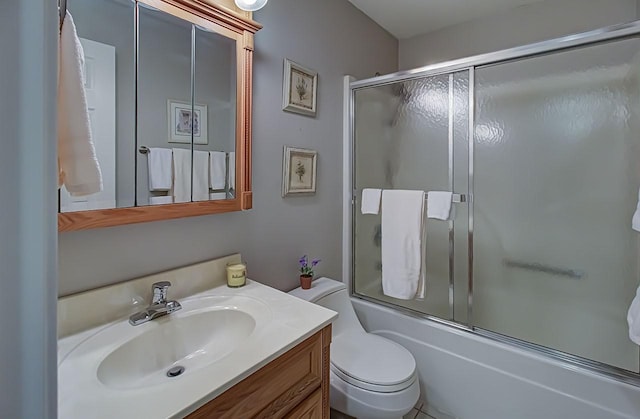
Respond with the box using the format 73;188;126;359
300;274;313;290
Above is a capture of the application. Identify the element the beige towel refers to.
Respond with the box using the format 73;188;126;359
57;11;103;196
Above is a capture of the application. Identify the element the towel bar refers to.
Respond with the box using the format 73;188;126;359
503;259;584;279
428;193;466;203
139;145;150;154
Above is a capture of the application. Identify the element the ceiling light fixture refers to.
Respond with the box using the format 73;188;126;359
234;0;268;11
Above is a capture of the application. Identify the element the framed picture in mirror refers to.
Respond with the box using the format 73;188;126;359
282;146;317;197
282;59;317;117
168;99;208;144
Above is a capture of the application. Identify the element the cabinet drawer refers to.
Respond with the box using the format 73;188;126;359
284;389;323;419
187;326;330;419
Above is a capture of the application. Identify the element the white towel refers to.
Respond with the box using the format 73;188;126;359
149;196;173;205
381;190;426;299
147;148;172;191
209;192;227;200
628;286;640;345
427;191;453;220
229;152;236;190
361;188;382;214
633;187;640;232
57;11;103;196
209;151;226;190
171;148;191;203
193;150;210;202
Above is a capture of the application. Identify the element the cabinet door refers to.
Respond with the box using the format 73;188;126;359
186;329;324;419
137;3;193;206
284;389;323;419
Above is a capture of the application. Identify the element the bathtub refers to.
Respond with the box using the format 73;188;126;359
351;297;640;419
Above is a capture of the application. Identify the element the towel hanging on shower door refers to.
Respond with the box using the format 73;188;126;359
381;189;426;300
628;286;640;345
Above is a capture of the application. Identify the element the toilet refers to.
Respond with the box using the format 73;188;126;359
289;277;420;419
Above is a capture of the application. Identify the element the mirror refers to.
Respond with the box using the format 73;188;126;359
137;3;194;206
58;0;260;231
194;25;238;201
62;0;135;212
136;7;238;206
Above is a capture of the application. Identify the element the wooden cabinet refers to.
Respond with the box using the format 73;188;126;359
186;325;332;419
283;389;323;419
58;0;262;232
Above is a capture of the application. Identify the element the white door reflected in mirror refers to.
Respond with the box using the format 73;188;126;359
60;38;116;213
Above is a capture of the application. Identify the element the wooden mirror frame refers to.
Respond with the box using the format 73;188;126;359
58;0;261;232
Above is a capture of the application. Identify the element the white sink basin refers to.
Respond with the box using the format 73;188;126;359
59;294;271;392
97;308;256;389
58;281;336;419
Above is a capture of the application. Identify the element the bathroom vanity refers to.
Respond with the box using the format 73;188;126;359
57;254;336;418
186;326;331;418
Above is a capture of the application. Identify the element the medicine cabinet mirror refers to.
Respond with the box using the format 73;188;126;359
58;0;261;231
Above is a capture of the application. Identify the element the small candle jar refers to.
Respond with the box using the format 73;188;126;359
226;262;247;288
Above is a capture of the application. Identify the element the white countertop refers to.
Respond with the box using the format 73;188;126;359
58;279;337;418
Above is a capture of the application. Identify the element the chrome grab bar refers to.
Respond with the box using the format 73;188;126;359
425;193;466;203
503;259;584;279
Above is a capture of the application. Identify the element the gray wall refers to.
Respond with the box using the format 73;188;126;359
400;0;639;70
58;0;398;296
1;0;58;416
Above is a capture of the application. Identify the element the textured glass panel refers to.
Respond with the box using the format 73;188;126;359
474;38;640;371
452;72;470;324
354;74;457;319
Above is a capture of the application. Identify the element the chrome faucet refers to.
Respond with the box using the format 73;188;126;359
129;281;182;326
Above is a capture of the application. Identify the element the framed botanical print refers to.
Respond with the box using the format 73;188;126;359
282;146;317;196
282;59;318;117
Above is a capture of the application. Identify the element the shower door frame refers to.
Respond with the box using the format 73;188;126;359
348;19;640;386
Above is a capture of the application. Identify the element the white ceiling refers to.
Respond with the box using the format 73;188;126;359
347;0;549;39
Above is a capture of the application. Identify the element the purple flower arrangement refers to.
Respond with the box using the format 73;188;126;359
299;255;320;277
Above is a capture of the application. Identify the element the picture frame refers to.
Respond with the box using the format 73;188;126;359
167;99;208;144
282;146;317;197
282;59;318;117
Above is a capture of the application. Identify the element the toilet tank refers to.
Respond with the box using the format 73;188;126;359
289;277;365;337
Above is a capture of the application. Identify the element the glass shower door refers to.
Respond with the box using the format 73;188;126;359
473;37;640;371
353;71;470;321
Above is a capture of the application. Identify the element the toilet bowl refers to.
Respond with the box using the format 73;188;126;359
289;277;420;419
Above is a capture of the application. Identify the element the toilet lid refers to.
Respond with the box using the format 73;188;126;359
330;332;416;392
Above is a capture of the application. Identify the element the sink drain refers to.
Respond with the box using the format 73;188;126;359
166;366;185;378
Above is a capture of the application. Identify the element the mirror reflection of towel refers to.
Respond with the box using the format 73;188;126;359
171;148;190;203
192;151;209;202
147;148;172;191
209;151;226;190
228;152;236;190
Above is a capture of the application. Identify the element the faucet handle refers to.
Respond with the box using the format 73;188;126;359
152;281;172;304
